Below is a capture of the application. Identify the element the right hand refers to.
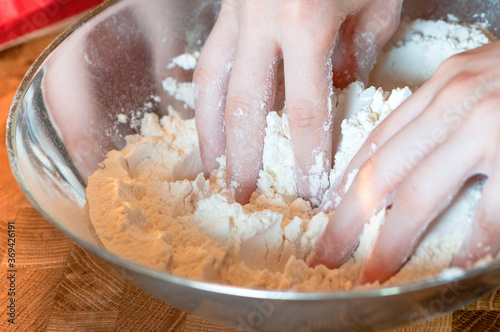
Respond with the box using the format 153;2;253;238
309;41;500;284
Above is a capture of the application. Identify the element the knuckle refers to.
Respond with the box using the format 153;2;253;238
435;52;476;78
466;92;500;132
473;92;500;117
434;54;464;76
451;72;480;90
287;100;322;132
452;72;482;89
226;96;252;112
282;2;317;24
358;154;401;199
438;72;481;100
360;156;377;176
357;157;380;193
440;52;469;69
451;86;500;134
396;182;425;212
192;65;216;91
224;96;252;126
282;2;344;31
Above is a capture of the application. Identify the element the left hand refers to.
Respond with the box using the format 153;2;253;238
193;0;402;205
309;41;500;284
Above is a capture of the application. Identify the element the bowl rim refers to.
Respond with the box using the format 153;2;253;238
6;0;500;302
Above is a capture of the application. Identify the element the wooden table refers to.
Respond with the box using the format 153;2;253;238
1;32;500;332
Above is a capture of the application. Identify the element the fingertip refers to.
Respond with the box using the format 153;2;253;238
202;160;219;176
229;179;255;205
199;141;224;175
358;256;390;285
307;242;329;269
305;250;320;268
296;158;331;208
308;231;350;270
225;161;260;205
353;273;367;287
318;178;345;212
197;122;226;175
307;236;334;268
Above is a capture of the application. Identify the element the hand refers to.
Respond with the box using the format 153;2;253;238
309;41;500;284
193;0;402;205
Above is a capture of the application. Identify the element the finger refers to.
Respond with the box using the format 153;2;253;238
320;59;496;213
452;169;500;268
224;31;279;203
320;81;437;212
452;97;500;268
359;120;485;284
194;5;238;173
311;77;483;268
284;32;339;207
332;0;402;88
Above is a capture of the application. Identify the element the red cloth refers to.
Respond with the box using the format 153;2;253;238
0;0;104;47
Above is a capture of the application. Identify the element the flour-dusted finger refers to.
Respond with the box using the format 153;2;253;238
359;120;487;284
224;15;279;203
282;13;345;207
319;81;439;212
452;96;500;268
194;4;238;173
310;72;490;269
319;51;485;213
452;170;500;268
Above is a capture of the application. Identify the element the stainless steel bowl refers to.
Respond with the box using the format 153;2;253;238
6;0;500;331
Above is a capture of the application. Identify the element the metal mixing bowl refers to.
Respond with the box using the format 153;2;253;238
6;0;500;330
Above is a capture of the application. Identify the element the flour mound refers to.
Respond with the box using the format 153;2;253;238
86;18;492;291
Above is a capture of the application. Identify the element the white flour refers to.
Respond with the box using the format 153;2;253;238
167;51;200;70
370;17;492;90
86;19;492;291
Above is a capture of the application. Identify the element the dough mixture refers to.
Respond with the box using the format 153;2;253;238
87;18;492;291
